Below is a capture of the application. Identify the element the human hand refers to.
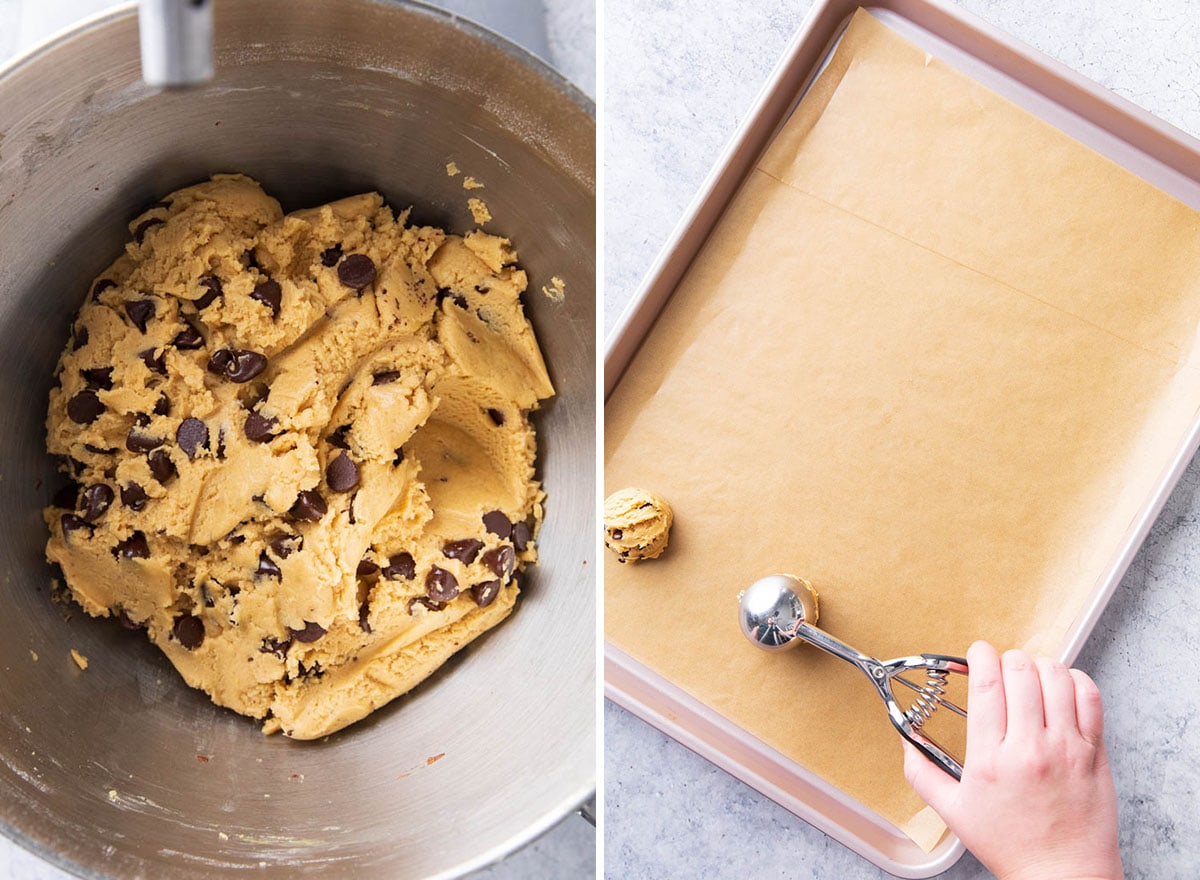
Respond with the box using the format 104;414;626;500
902;641;1123;880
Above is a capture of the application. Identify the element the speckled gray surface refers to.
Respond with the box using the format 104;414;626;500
0;2;594;879
604;1;1200;878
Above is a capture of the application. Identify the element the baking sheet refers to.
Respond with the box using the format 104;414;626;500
605;7;1200;852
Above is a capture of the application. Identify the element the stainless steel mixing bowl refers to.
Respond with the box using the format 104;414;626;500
0;2;595;877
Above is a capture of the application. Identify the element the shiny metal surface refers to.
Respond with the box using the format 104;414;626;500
0;2;595;878
138;0;214;86
738;575;967;780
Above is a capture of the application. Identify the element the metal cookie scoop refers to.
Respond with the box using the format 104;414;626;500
738;574;969;780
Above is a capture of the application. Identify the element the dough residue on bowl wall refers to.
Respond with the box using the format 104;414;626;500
43;173;554;739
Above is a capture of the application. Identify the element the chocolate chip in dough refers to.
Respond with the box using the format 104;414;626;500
337;254;376;290
487;408;506;427
482;510;512;539
172;325;204;350
195;276;223;310
481;545;515;580
289;621;326;643
173;614;205;650
114;531;150;559
81;484;114;522
121;482;149;511
356;558;379;578
426;566;459;602
251;279;282;318
470;579;502;608
60;514;93;539
52;482;81;510
408;596;445;614
326;452;359;492
66;390;105;424
118;609;145;630
126;428;164;454
90;279;116;302
71;326;89;351
207;349;268;383
371;370;401;385
148;450;177;484
288;489;327;522
244;411;278;443
319;245;343;267
383;552;415;581
81;367;113;390
256;552;282;580
133;218;164;244
138;348;167;376
512;521;532;552
269;532;302;558
358;600;372;633
260;636;291;658
326;425;351;449
153;394;171;417
176;418;209;460
442;538;483;565
125;299;156;333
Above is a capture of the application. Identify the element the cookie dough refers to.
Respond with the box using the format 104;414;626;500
44;174;554;739
603;488;673;563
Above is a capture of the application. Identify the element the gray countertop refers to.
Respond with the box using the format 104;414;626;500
603;1;1200;878
0;2;594;879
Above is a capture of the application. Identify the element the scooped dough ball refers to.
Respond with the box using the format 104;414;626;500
604;488;672;563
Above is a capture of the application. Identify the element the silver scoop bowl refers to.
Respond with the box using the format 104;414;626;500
738;574;969;780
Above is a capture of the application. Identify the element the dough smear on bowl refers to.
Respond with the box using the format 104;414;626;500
44;174;554;739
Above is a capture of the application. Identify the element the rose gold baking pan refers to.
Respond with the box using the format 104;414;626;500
603;0;1200;875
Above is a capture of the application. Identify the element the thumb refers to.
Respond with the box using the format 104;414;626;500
902;739;958;815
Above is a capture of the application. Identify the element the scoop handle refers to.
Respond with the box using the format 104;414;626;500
139;0;214;87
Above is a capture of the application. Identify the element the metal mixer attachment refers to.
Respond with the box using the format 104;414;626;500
738;574;969;780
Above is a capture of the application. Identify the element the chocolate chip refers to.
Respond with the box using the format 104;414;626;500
289;490;326;522
81;367;113;390
481;545;516;580
125;299;155;333
513;521;532;552
148;450;177;483
139;348;167;375
153;394;171;416
83;443;116;455
66;390;105;424
358;600;372;633
61;513;93;539
326;425;350;449
172;325;204;350
426;566;459;602
326;452;359;492
482;510;512;539
91;279;116;302
251;279;282;318
408;596;445;614
195;276;223;310
443;539;483;565
269;532;301;558
244;248;260;269
126;428;164;453
134;412;151;427
52;482;80;510
256;552;282;580
260;636;291;658
471;579;502;607
118;609;145;630
81;484;114;521
216;427;226;459
337;254;376;290
289;621;326;643
243;411;278;443
72;326;89;351
176;418;209;460
133;218;164;244
356;558;379;577
372;370;401;385
114;531;150;559
452;294;468;309
487;408;505;427
207;349;267;383
121;482;149;511
393;448;405;466
320;245;343;267
383;552;415;580
611;528;623;540
173;614;205;650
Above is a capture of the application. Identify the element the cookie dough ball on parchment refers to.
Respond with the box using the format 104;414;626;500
604;488;672;563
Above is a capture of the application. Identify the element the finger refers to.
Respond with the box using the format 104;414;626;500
902;739;958;816
1035;657;1077;732
1000;649;1044;740
964;640;1005;759
1069;668;1105;747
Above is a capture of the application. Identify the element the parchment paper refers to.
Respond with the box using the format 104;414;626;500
605;9;1200;851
